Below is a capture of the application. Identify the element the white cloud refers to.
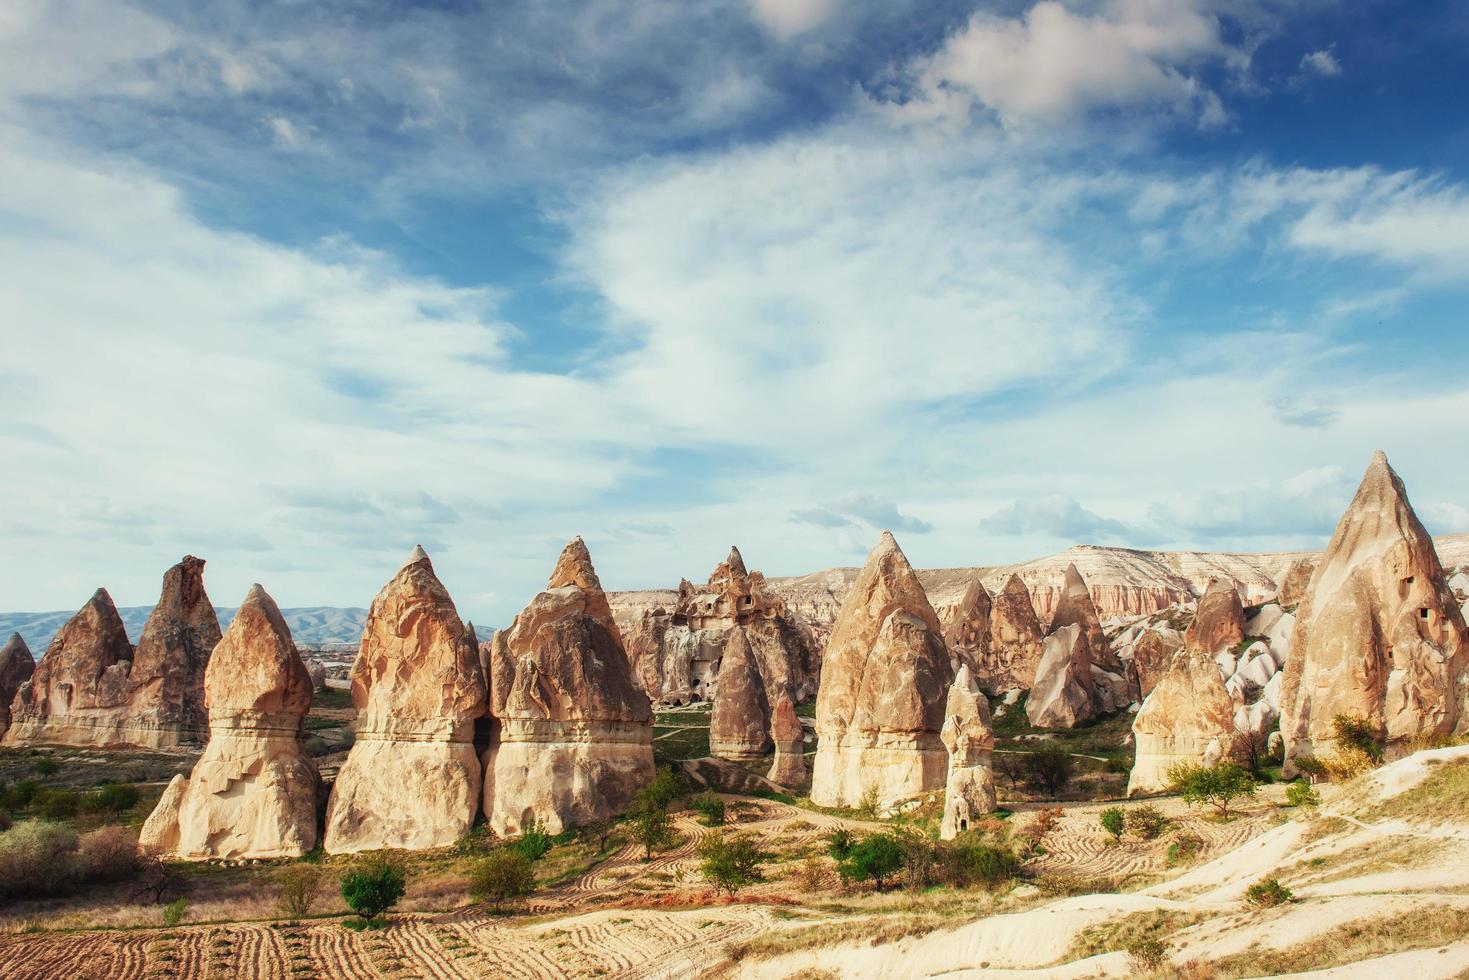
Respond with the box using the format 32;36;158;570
895;0;1242;128
1298;48;1341;78
749;0;839;39
981;495;1135;542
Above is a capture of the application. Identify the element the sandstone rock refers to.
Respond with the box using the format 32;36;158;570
766;696;809;789
811;532;952;810
940;665;996;840
709;628;772;761
1281;452;1469;772
139;585;319;859
1127;628;1183;699
1128;647;1236;795
306;660;327;691
984;574;1045;693
122;556;222;748
942;579;991;677
4;589;134;747
1275;557;1316;608
1186;579;1246;656
1049;564;1118;670
0;633;35;740
1089;664;1132;713
325;546;486;853
485;538;654;835
1025;624;1096;729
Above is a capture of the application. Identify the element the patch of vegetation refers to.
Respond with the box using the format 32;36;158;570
697;832;768;895
311;687;355;711
1066;908;1203;961
1364;757;1469;824
1209;905;1469;977
469;850;537;911
1284;782;1320;808
1099;806;1124;843
1126;804;1169;840
689;791;726;827
1244;876;1293;908
340;853;406;922
835;834;905;890
1166;832;1204;867
1166;761;1258;818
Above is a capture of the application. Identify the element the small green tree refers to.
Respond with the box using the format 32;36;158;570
697;833;767;895
512;818;553;862
1331;714;1383;765
161;897;187;927
340;854;406;922
1025;747;1075;797
825;828;855;860
469;850;537;911
836;834;905;890
1166;761;1258;819
637;767;685;811
689;792;726;827
1099;806;1125;843
629;804;678;860
33;758;60;778
1293;754;1326;785
276;864;326;918
1284;782;1320;808
1126;804;1169;840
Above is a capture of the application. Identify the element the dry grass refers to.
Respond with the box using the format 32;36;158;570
1364;758;1469;824
1064;908;1207;961
1208;904;1469;978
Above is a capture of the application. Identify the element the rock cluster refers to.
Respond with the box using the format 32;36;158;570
140;585;319;859
939;666;996;839
324;546;487;853
1282;452;1469;771
484;538;654;835
766;696;808;789
964;574;1044;694
810;532;952;810
0;634;35;740
1127;645;1236;795
1274;557;1316;608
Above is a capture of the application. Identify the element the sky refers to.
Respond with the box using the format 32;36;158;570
3;0;1469;627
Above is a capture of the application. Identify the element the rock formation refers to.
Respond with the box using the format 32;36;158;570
324;546;486;853
940;666;996;839
1049;564;1118;671
1275;558;1316;608
810;532;952;810
1128;646;1236;795
1186;579;1245;658
0;634;35;740
942;579;991;677
982;574;1045;693
484;537;654;835
709;627;771;761
766;696;808;789
1127;627;1184;700
4;589;134;747
1025;624;1096;729
1281;452;1469;772
139;585;319;859
122;556;222;748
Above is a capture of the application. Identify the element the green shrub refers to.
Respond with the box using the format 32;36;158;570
936;836;1019;890
161;897;187;927
1126;937;1169;971
1166;761;1258;818
825;828;855;860
1331;715;1383;765
1126;805;1169;840
468;850;537;911
0;820;81;899
276;864;326;918
1245;877;1294;908
1166;832;1204;867
84;783;140;818
0;779;41;811
340;854;406;921
33;758;60;777
1292;755;1327;784
629;804;678;860
856;784;881;818
1284;782;1320;808
689;792;726;827
836;834;905;890
34;788;82;821
1099;806;1124;842
636;767;685;811
511;818;553;862
697;833;768;895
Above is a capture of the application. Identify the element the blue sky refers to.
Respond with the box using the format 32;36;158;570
3;0;1468;627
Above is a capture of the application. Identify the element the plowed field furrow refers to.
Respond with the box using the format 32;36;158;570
0;935;101;980
384;921;473;980
106;933;152;980
308;924;383;980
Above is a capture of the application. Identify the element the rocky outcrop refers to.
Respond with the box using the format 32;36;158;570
1187;579;1246;657
4;589;134;747
940;666;996;839
1126;627;1184;700
810;532;952;810
1275;558;1316;608
0;634;35;740
766;696;808;789
1282;452;1469;772
984;575;1045;693
139;585;319;859
1128;646;1235;795
709;628;772;761
1049;564;1117;671
942;579;991;678
1025;625;1095;729
324;546;486;853
122;556;222;748
485;538;654;835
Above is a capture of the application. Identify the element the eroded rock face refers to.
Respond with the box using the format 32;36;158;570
123;556;222;748
1049;564;1117;671
0;634;35;740
766;696;808;789
325;546;486;853
1281;452;1469;772
4;590;134;747
940;666;996;840
485;538;654;835
811;532;952;810
709;628;771;761
1275;558;1316;608
1025;624;1095;729
984;575;1045;693
1128;645;1235;795
942;580;991;678
1127;628;1184;700
1187;579;1246;657
139;585;319;859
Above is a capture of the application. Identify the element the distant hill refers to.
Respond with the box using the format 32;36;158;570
0;606;368;654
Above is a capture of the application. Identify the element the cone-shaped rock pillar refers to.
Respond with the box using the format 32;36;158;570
140;585;319;859
1049;564;1117;671
1128;646;1235;795
940;665;996;839
1186;579;1246;656
985;574;1045;693
325;546;487;853
124;556;222;748
766;696;809;790
1025;624;1096;729
0;634;35;740
484;538;654;835
709;628;771;761
810;532;952;810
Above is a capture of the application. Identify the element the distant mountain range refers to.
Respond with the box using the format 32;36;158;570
0;606;368;654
